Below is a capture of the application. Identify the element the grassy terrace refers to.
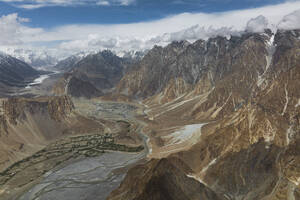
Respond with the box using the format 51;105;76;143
0;133;144;186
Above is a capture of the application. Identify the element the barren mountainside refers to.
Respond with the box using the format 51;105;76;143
0;53;39;95
2;2;300;200
1;28;300;200
0;95;103;172
52;50;134;98
108;29;300;200
108;157;226;200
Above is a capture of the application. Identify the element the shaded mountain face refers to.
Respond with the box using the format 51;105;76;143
107;157;225;200
52;50;133;98
66;75;103;99
109;29;300;200
53;54;84;72
71;50;127;90
0;53;39;88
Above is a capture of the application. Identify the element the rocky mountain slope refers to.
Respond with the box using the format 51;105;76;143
53;73;103;99
116;31;271;104
2;27;299;200
0;95;103;171
53;53;86;72
0;53;39;94
108;29;300;200
52;50;134;98
108;157;225;200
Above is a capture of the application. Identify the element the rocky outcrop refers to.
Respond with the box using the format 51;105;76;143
47;95;74;121
0;95;104;172
2;95;74;125
108;157;225;200
0;115;8;136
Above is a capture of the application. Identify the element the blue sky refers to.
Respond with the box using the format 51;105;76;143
0;0;287;28
0;0;299;59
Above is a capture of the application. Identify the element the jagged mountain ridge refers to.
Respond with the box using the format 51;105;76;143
1;28;299;200
107;29;300;200
117;31;272;104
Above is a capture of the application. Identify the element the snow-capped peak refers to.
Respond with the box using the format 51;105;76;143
0;47;59;68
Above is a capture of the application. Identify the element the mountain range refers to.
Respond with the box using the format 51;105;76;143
0;27;300;200
108;28;300;200
0;48;58;69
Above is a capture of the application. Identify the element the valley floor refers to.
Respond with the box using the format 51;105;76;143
0;100;148;200
0;76;150;200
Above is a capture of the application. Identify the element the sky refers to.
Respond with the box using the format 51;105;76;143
0;0;287;27
0;0;300;60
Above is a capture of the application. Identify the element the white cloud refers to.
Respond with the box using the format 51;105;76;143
118;0;135;6
17;4;49;9
246;15;269;33
1;1;300;60
0;13;42;45
278;9;300;30
0;0;136;9
97;0;110;6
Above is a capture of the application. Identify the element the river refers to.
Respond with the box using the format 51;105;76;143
18;101;149;200
19;152;144;200
25;71;59;89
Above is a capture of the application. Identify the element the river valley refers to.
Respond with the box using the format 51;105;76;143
0;72;150;200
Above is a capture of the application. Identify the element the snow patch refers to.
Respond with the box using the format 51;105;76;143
290;177;300;186
281;84;289;116
266;34;275;47
257;74;264;87
165;123;206;145
286;125;295;145
264;120;276;144
146;138;152;155
187;174;207;186
154;94;198;118
257;34;276;87
200;158;217;174
295;99;300;107
211;92;232;118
